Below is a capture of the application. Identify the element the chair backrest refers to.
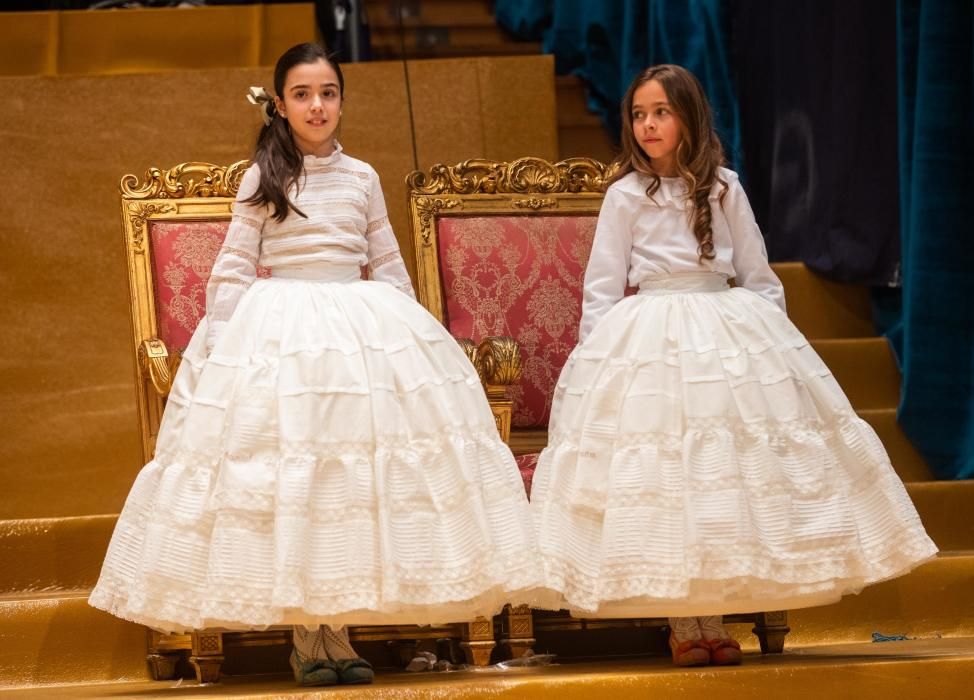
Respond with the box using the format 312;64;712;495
406;157;613;452
120;161;264;460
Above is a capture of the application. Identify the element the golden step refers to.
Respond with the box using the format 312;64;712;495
2;639;973;698
0;593;148;689
0;515;114;596
555;75;603;127
779;552;974;647
906;481;974;552
811;338;900;410
773;262;875;340
367;0;502;28
370;27;541;57
860;408;933;482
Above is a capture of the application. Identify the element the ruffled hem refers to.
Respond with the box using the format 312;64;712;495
92;428;544;629
89;562;551;633
538;535;938;618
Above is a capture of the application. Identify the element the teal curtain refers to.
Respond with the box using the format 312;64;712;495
886;0;974;478
496;0;742;167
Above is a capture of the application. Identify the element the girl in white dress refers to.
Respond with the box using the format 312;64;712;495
529;64;937;667
89;43;543;686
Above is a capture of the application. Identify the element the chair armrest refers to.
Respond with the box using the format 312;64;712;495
456;336;522;397
138;338;181;396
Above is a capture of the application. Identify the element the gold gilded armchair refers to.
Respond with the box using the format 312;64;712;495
118;161;522;682
406;156;790;660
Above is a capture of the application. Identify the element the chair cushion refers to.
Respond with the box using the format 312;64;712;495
436;215;598;428
149;219;270;352
514;452;540;498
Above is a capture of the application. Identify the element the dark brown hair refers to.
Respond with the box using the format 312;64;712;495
244;42;345;222
608;64;727;261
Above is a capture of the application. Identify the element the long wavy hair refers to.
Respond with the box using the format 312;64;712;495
608;64;727;261
244;42;345;222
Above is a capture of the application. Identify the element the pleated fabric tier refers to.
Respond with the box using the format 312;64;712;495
531;273;937;618
89;270;545;633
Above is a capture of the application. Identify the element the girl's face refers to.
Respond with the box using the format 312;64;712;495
274;59;343;157
631;79;683;176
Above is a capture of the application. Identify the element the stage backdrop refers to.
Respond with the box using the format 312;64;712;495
0;56;558;519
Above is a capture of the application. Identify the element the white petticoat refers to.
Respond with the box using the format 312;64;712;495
89;270;545;633
531;273;937;618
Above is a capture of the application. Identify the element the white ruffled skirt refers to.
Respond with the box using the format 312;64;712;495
531;273;937;618
89;269;544;633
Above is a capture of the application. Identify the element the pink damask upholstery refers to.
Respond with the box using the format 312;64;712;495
515;453;540;498
148;220;270;352
436;215;597;428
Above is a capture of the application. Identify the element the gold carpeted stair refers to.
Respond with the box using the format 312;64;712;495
2;639;973;698
1;263;969;696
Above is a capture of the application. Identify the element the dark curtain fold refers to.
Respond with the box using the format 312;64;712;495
888;0;974;479
729;0;901;284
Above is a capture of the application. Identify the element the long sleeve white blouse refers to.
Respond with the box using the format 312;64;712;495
204;144;415;351
579;167;785;342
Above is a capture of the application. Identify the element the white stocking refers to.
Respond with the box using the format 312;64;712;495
321;624;359;660
668;617;701;643
292;625;327;663
698;615;729;641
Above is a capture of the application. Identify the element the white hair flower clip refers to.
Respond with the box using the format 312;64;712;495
246;86;275;126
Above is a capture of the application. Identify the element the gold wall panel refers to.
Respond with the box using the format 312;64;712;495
0;4;316;77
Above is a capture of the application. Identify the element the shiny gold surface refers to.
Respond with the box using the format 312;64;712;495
405;156;611;195
482;336;522;391
508;428;550;456
0;594;148;689
139;339;181;397
414;197;461;247
0;515;114;595
3;639;974;698
454;337;518;444
0;56;557;520
121;160;250;200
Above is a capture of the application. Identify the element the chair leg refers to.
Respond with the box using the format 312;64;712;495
752;611;790;654
189;630;225;684
386;638;421;668
460;617;496;666
147;652;181;680
497;604;536;660
146;629;184;680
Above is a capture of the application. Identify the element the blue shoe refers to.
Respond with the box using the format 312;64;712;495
290;649;339;686
336;657;374;685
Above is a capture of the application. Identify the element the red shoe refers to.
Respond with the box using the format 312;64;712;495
669;632;711;667
707;637;743;666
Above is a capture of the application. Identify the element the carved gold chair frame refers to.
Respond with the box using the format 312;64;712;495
118;161;524;683
406;156;790;659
